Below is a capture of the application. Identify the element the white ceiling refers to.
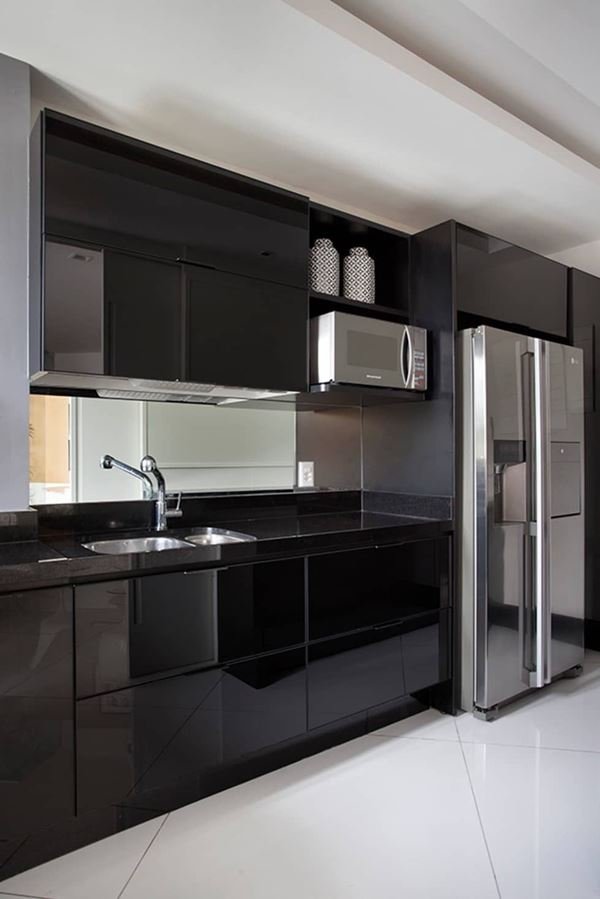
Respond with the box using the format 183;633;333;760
0;0;599;266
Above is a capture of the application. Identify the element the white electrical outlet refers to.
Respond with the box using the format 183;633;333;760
297;461;315;488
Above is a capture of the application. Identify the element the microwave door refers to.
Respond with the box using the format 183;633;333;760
333;315;404;389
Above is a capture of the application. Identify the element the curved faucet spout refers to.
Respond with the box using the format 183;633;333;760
99;454;155;500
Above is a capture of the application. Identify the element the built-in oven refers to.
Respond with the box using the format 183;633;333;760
310;311;427;391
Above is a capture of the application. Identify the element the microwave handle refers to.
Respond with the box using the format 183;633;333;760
401;327;413;388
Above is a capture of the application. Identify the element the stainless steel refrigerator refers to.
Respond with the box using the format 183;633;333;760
459;325;585;719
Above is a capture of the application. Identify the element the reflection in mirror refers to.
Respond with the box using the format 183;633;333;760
29;396;296;504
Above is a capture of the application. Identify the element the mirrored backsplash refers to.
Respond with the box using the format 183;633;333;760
29;396;296;505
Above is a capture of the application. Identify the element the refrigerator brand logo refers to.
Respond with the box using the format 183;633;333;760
366;374;382;380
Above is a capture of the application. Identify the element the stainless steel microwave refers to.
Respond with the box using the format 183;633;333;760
310;311;427;391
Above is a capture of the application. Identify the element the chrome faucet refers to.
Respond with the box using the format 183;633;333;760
141;455;182;531
100;454;183;531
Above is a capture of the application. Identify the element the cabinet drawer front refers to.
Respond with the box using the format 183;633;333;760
308;611;448;729
76;649;306;813
0;588;74;840
218;559;305;662
309;539;449;640
76;572;218;697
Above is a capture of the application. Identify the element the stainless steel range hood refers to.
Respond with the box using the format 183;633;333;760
29;371;298;405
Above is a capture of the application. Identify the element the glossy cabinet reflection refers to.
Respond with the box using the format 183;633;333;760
77;649;306;812
308;539;449;639
0;587;74;840
456;225;568;338
75;560;305;697
308;611;448;729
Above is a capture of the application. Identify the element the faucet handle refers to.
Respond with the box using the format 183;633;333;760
166;492;183;519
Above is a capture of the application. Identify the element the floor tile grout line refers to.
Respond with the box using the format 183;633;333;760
0;891;52;899
117;813;170;899
366;732;460;744
457;737;503;899
456;736;600;755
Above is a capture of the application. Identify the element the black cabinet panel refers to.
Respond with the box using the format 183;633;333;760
569;268;600;643
76;573;218;697
218;559;305;662
186;266;308;391
104;251;182;380
0;588;74;840
309;539;449;640
44;113;308;288
456;225;567;338
76;649;306;812
308;611;448;729
76;561;305;697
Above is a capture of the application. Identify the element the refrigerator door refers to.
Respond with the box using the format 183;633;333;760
461;326;534;712
547;342;585;677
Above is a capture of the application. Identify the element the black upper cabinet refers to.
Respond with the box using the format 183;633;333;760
0;587;74;841
186;265;308;391
32;110;309;390
42;113;308;286
456;225;568;338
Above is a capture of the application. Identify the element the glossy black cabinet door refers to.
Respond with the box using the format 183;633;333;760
218;559;305;662
309;539;449;639
104;250;182;380
456;225;568;338
308;610;448;729
76;561;305;697
569;268;600;645
76;573;218;697
43;111;308;287
76;649;306;812
0;588;74;840
186;265;308;391
42;241;182;379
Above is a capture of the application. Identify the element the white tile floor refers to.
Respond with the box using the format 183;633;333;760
2;652;600;899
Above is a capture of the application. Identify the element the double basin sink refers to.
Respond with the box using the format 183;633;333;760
83;527;256;555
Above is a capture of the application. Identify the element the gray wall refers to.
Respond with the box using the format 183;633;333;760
0;55;30;511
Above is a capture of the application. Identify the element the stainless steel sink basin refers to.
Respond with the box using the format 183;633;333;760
184;527;256;546
83;536;194;555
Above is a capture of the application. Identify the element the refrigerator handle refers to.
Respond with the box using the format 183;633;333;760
531;338;552;686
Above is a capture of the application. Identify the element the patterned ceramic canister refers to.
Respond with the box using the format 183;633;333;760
310;238;340;295
343;247;375;304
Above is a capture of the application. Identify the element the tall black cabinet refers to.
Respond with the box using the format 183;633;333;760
569;267;600;647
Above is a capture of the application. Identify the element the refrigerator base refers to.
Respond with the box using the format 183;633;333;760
472;664;584;722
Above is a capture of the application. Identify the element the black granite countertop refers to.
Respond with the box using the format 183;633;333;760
0;509;452;594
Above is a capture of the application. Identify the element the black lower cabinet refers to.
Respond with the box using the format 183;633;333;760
308;539;450;639
308;611;448;729
0;588;74;841
75;560;305;698
76;648;306;814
